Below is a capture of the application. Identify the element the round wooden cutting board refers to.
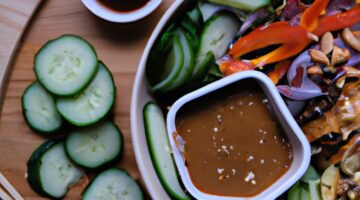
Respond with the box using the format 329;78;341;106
0;0;173;199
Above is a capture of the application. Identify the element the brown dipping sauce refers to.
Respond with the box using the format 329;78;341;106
97;0;149;13
176;80;293;197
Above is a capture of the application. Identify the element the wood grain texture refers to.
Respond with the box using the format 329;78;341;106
0;0;174;199
0;0;42;115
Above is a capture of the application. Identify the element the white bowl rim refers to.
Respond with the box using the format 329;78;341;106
166;71;311;200
81;0;162;23
131;1;185;199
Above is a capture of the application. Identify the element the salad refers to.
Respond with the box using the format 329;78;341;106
144;0;360;199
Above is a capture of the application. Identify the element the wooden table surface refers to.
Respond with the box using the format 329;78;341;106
0;0;174;199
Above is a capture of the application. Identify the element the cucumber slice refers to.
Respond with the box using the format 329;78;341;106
35;34;98;96
288;182;302;200
308;180;321;200
22;82;62;134
146;24;177;86
181;18;200;54
65;121;123;169
151;36;184;93
301;165;320;183
192;13;240;80
27;141;84;199
198;1;221;22
82;168;143;200
186;5;203;27
166;29;195;91
208;0;270;12
143;102;190;200
56;62;115;126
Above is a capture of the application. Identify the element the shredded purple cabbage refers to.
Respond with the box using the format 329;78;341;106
237;8;272;36
326;0;354;16
278;51;326;100
280;0;308;21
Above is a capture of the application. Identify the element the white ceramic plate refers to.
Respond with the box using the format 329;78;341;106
131;1;187;199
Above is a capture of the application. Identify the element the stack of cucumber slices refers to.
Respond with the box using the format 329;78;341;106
146;3;240;94
23;35;142;199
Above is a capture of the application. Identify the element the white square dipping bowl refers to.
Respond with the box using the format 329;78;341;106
166;70;311;200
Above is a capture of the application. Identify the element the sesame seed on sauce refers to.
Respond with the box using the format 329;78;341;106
176;81;293;196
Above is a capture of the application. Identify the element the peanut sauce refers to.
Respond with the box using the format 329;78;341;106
176;80;293;197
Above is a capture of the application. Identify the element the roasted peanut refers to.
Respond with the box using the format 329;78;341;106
342;28;360;53
310;49;330;66
307;65;323;76
331;46;350;65
321;32;334;55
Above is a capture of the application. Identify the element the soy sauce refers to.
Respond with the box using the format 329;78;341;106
97;0;150;13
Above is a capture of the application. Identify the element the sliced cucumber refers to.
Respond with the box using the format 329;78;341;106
208;0;270;12
35;34;98;96
143;102;190;200
308;180;321;200
56;62;115;126
27;141;84;199
151;36;184;93
193;51;216;81
146;25;177;86
65;121;123;169
192;13;240;80
166;29;195;91
22;82;62;134
186;5;203;27
198;1;222;22
301;165;320;183
181;18;200;50
82;168;143;200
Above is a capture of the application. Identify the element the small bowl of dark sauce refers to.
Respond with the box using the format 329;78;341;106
82;0;162;23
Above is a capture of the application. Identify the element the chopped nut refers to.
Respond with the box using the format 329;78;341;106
307;65;323;76
342;28;360;53
308;32;319;42
336;76;346;88
321;32;334;55
342;66;360;77
310;49;330;66
331;46;350;65
353;31;360;41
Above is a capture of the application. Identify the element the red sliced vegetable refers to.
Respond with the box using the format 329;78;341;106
300;0;330;31
268;60;291;84
313;5;360;36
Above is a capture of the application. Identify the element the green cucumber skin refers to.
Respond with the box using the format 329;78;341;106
192;13;239;81
22;82;62;134
34;34;99;97
27;140;59;198
166;29;196;91
143;102;190;200
151;36;185;93
64;121;124;169
81;168;144;200
207;0;270;12
56;62;116;127
192;51;216;81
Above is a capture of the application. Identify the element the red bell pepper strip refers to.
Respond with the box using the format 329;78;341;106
267;60;291;84
313;5;360;36
228;22;309;63
300;0;329;32
219;60;254;76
